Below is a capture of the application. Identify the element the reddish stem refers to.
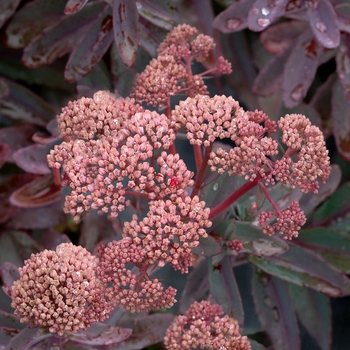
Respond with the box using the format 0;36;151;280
191;145;212;198
209;174;264;220
258;182;282;215
193;144;203;171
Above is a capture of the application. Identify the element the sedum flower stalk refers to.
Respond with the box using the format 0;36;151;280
10;24;331;347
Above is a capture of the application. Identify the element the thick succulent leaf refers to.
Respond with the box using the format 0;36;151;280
32;228;70;251
336;36;350;104
0;79;9;98
282;28;323;108
209;255;244;326
4;326;51;350
192;235;222;257
64;0;89;14
260;21;307;54
113;0;140;67
1;262;19;287
0;174;37;224
5;0;66;49
13;144;52;175
310;72;336;137
299;164;341;216
117;314;174;350
248;245;350;297
9;175;62;209
0;79;55;126
311;181;350;226
332;80;350;160
288;283;331;350
213;0;255;33
307;0;340;49
0;144;11;169
22;2;105;69
250;339;267;350
247;0;289;32
335;3;350;34
295;227;350;274
0;230;42;267
79;211;107;252
179;258;209;314
0;0;21;31
253;46;290;96
0;125;36;161
67;323;132;345
0;327;19;347
139;20;161;57
136;0;175;30
0;310;24;332
77;61;113;98
6;201;66;230
252;270;300;350
65;5;114;82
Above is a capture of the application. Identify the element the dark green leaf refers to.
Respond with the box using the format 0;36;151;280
295;228;350;273
252;271;300;350
248;245;350;297
288;283;331;350
209;255;244;326
179;258;209;314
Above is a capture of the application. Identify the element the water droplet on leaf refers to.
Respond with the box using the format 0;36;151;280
213;182;219;191
261;7;270;15
290;84;304;102
226;18;242;30
315;21;327;33
258;18;270;27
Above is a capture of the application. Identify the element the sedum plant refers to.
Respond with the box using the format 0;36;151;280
0;1;350;350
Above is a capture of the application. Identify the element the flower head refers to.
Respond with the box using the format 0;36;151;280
122;196;212;273
11;243;111;336
96;238;176;313
258;201;306;240
164;301;251;350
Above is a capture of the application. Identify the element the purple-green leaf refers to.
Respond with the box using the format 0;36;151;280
0;230;42;267
209;255;244;326
288;283;331;350
332;79;350;160
4;326;51;350
247;0;288;32
0;0;21;30
179;258;209;314
335;3;350;34
5;0;65;49
117;313;174;350
248;245;350;297
9;174;62;209
295;228;350;274
13;144;52;175
137;0;175;30
252;271;300;350
22;2;105;69
307;0;340;49
67;323;132;346
65;5;114;82
113;0;140;67
1;262;19;287
0;309;24;330
6;201;66;230
213;0;255;33
0;144;11;169
64;0;89;14
192;235;222;257
0;79;55;126
282;28;323;108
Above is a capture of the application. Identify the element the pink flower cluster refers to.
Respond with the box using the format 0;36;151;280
164;301;251;350
131;24;232;107
11;243;111;336
47;91;188;222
